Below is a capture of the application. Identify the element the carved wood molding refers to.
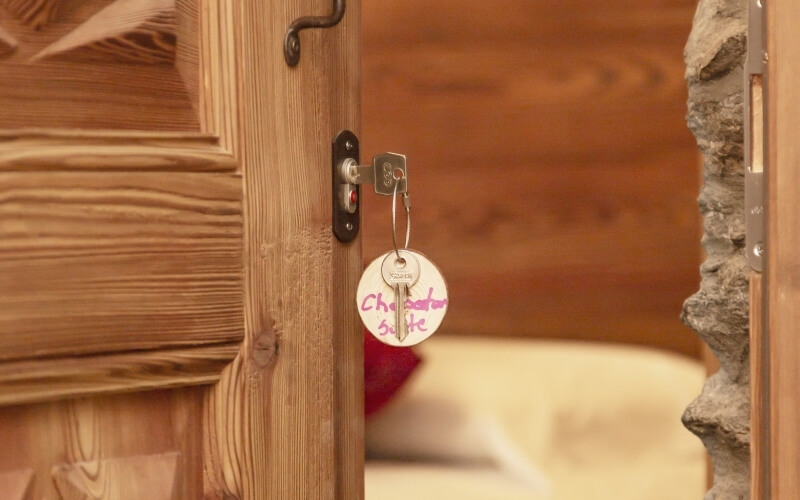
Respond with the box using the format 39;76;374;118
1;0;64;29
0;0;237;137
0;0;242;406
0;1;243;406
0;0;238;158
0;344;239;406
195;0;237;151
52;452;180;500
0;131;237;172
0;22;16;55
33;0;177;64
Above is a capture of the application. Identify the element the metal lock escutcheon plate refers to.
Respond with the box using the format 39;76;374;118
332;130;360;243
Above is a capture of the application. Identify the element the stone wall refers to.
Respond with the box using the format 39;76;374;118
681;0;749;498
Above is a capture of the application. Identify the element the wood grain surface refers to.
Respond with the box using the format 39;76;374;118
0;171;244;362
1;0;64;28
750;273;765;500
202;0;364;497
52;452;179;500
0;468;33;500
362;0;702;357
0;0;362;498
765;0;800;495
0;132;236;172
0;389;206;499
32;0;177;64
0;343;239;406
0;0;198;131
0;21;16;54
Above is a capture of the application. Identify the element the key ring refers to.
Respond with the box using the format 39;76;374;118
355;156;449;347
391;172;411;260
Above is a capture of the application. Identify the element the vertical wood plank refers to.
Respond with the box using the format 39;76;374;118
766;0;800;496
750;273;765;500
204;0;362;498
330;2;364;497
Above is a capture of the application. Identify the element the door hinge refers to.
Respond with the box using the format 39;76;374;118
745;0;767;271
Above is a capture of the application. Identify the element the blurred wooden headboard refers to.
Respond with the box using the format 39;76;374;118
361;0;702;358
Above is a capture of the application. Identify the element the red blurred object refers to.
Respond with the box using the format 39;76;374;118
364;329;421;417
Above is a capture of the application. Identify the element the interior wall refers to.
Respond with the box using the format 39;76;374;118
361;0;702;358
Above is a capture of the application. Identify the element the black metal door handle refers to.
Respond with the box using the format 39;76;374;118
284;0;346;67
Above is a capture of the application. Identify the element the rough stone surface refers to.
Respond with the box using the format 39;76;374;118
681;0;750;498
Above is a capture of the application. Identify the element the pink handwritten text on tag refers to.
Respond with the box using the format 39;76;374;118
360;287;448;313
376;315;428;336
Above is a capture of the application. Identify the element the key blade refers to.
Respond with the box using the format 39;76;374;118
381;250;420;343
396;284;408;342
352;164;375;185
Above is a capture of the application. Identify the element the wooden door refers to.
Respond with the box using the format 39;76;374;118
751;0;800;498
0;1;363;499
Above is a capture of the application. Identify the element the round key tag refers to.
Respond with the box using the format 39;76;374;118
357;249;448;346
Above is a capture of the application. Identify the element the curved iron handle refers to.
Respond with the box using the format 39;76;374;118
284;0;346;67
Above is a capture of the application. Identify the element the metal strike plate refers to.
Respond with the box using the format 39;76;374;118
745;0;766;271
332;130;360;243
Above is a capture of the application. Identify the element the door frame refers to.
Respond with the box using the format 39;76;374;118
751;0;800;497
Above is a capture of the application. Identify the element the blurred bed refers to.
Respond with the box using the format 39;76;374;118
364;337;705;500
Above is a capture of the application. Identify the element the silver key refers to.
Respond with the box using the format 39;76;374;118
340;152;407;196
381;250;420;342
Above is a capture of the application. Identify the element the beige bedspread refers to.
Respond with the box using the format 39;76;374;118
365;337;706;500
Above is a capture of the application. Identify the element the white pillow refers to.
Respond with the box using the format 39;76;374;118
365;336;707;500
366;395;552;495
